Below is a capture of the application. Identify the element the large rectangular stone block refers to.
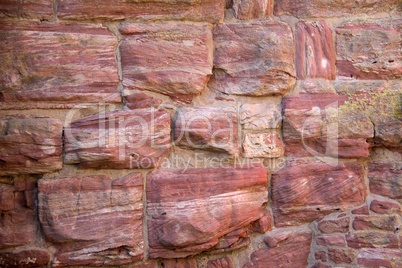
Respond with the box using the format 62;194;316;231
0;0;53;19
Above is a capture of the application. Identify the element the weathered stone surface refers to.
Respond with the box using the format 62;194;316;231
369;160;402;201
120;23;212;104
250;209;273;234
317;217;350;234
125;93;162;110
357;249;402;268
0;249;50;268
0;116;63;175
328;248;355;264
38;174;144;267
0;21;120;110
158;258;197;268
240;103;281;130
336;19;402;80
0;0;53;19
315;251;327;262
232;0;271;20
370;200;401;215
0;208;36;249
272;162;365;226
242;133;284;158
274;0;399;18
209;21;295;96
146;163;268;258
283;93;373;158
346;232;398;249
58;0;225;23
0;184;14;210
174;106;237;155
207;256;234;268
64;108;171;169
311;263;331;268
353;216;400;232
296;21;336;80
352;205;370;215
316;235;346;247
244;228;312;268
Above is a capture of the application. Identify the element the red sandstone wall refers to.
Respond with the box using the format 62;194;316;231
0;0;401;267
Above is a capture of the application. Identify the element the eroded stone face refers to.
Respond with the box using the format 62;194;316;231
240;103;282;130
232;0;271;20
0;0;53;19
64;108;171;169
0;249;50;268
0;21;120;110
242;133;284;158
0;116;63;175
120;23;213;104
146;163;268;258
209;21;296;96
38;174;144;267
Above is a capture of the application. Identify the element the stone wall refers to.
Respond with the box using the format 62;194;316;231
0;0;400;267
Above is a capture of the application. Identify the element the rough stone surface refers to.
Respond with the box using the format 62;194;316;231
125;93;162;110
244;228;312;268
0;249;50;268
346;232;398;249
316;235;346;247
242;133;284;158
174;106;237;155
357;249;402;268
274;0;400;18
370;200;401;215
232;0;271;20
353;216;400;232
328;248;355;264
58;0;225;23
0;116;63;175
336;19;402;80
64;108;171;169
207;256;234;268
146;163;268;258
0;184;14;210
38;174;144;267
318;217;350;234
0;0;53;19
240;103;282;130
158;258;197;268
272;161;365;226
0;208;36;249
0;21;120;110
209;21;296;96
120;23;212;104
296;21;336;80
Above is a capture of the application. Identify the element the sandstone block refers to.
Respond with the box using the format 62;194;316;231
125;93;162;110
38;174;144;267
0;249;50;268
158;258;197;268
209;21;295;96
207;256;234;268
357;249;402;268
146;163;268;258
120;23;212;104
353;216;400;232
240;103;281;130
64;108;171;169
0;184;14;211
0;116;63;175
242;133;284;158
174;106;237;155
318;217;350;234
316;235;346;247
346;232;398;249
369;162;402;201
0;208;36;249
370;200;401;215
0;21;120;110
328;248;355;264
232;0;271;20
0;0;53;19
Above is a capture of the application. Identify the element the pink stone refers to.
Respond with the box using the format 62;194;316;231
0;208;36;249
242;133;284;158
370;200;401;214
346;232;398;249
0;116;63;175
328;248;356;264
38;174;144;266
357;248;401;268
353;216;400;232
209;21;295;96
158;258;197;268
207;256;234;268
120;23;212;104
0;0;53;19
0;184;14;211
352;205;370;215
232;0;271;20
315;251;327;262
318;217;350;234
369;162;402;201
146;163;268;258
64;108;171;169
125;93;162;110
0;249;50;268
316;235;346;247
296;21;336;80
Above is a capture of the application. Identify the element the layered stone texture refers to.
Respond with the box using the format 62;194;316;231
58;0;225;23
209;21;296;96
310;198;402;267
120;23;213;104
207;256;234;268
0;21;120;109
272;161;365;226
242;133;284;158
38;174;144;267
174;106;238;155
0;116;63;175
124;93;162;110
240;102;282;130
274;0;400;18
64;108;171;169
232;0;271;20
336;19;402;80
0;249;50;268
0;0;53;19
296;21;336;80
244;227;312;267
146;163;268;258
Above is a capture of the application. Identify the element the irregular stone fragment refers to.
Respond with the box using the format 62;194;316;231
336;19;402;80
232;0;271;20
174;106;237;155
357;249;402;268
274;0;399;18
316;235;346;247
370;200;401;215
58;0;225;23
315;251;327;262
352;205;370;215
0;21;120;110
0;208;36;249
0;116;63;175
244;228;312;268
207;256;234;268
346;232;398;249
296;21;336;80
209;21;296;96
272;162;365;227
0;184;14;210
64;108;171;169
0;0;53;19
125;93;162;110
328;248;355;264
120;23;213;104
38;174;144;267
146;163;268;258
242;133;284;158
0;249;50;268
240;103;282;130
353;216;400;232
317;217;350;234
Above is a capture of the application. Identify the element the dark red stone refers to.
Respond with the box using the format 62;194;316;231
317;217;350;234
125;93;162;110
315;251;327;262
328;248;356;264
353;216;400;232
370;200;401;214
369;162;402;201
0;208;36;249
